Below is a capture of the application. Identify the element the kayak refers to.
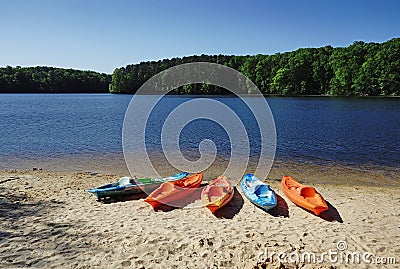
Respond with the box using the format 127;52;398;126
241;173;277;211
145;172;203;209
87;172;188;200
281;175;328;215
201;175;234;213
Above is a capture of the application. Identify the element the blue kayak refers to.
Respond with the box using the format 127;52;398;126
87;172;188;199
241;173;277;211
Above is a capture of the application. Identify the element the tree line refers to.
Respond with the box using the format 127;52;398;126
1;38;398;95
0;66;111;93
110;37;400;96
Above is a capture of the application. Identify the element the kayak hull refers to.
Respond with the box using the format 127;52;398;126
281;175;328;215
201;176;234;213
87;172;188;199
145;173;203;209
241;174;277;211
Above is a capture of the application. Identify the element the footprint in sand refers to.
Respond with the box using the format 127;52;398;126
121;260;131;267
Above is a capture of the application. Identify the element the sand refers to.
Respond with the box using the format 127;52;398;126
1;169;399;269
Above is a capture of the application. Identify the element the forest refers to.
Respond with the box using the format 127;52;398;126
0;38;399;95
110;38;400;96
0;66;111;93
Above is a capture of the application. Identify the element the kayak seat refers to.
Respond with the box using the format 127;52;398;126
205;186;226;202
209;186;225;195
161;182;176;191
254;185;269;197
300;187;316;198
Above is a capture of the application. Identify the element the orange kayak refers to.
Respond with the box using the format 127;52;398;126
281;176;328;215
145;173;203;209
201;175;234;213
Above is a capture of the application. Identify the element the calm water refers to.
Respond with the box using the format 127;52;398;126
0;94;399;171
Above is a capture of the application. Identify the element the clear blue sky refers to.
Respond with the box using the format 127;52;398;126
1;0;399;74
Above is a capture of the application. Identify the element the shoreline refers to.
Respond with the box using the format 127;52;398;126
1;153;399;187
1;92;400;98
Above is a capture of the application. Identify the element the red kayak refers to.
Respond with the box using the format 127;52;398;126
201;175;234;213
145;173;203;209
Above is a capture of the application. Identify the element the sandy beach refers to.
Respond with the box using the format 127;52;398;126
1;166;399;269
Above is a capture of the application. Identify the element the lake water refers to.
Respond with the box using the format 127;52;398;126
1;94;399;175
